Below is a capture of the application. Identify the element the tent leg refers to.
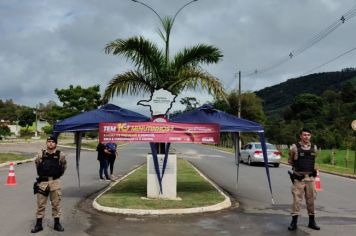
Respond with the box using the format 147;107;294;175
258;132;275;204
234;132;241;193
75;131;82;189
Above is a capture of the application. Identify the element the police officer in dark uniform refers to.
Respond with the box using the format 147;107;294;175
31;135;67;233
288;128;320;231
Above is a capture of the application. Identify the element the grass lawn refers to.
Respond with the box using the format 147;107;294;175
96;159;225;209
213;144;356;175
62;141;127;150
0;153;30;164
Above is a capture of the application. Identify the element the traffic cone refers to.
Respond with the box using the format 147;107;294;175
314;170;322;191
6;162;17;186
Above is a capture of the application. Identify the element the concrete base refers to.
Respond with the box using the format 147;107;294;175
147;154;176;199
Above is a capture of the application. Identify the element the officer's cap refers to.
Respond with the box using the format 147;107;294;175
47;135;58;144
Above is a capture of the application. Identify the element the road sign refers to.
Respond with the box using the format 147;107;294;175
352;120;356;131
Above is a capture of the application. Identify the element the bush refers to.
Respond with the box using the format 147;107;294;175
0;125;11;137
20;128;34;137
42;125;53;135
85;131;98;139
321;154;332;164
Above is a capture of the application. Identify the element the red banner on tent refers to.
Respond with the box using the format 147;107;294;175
99;122;220;144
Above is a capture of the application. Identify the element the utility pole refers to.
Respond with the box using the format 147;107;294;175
238;71;241;118
34;105;38;137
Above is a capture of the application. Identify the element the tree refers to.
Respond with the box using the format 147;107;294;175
340;81;356;103
37;101;64;125
180;97;200;112
290;93;324;121
213;90;266;124
0;99;20;122
54;85;103;119
0;125;11;138
17;107;35;130
103;16;226;106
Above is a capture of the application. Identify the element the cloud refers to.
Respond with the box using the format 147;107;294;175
1;0;356;113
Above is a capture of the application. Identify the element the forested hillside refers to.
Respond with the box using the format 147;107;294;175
256;68;356;117
256;68;356;148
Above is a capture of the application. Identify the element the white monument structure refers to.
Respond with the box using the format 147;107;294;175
138;89;178;199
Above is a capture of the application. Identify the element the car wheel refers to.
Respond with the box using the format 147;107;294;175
274;163;280;167
248;156;252;166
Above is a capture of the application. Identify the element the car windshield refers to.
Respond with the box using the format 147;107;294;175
255;143;276;150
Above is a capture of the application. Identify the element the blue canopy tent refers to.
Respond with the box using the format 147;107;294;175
53;104;149;187
171;104;274;204
53;104;149;132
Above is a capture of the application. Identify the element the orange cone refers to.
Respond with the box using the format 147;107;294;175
314;170;322;191
6;162;17;186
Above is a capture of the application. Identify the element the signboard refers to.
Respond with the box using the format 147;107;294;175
352;120;356;131
99;122;220;144
137;89;177;116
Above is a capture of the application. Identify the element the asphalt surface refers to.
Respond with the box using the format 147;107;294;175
1;142;356;236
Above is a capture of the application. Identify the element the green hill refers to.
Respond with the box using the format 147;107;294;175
255;69;356;117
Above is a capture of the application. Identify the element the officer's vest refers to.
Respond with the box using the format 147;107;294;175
293;143;316;172
37;150;64;178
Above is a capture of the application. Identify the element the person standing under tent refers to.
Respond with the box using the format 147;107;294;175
105;142;118;179
96;142;111;181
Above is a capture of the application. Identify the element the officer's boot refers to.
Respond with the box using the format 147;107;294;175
288;215;298;231
308;215;320;230
31;218;43;233
54;217;64;232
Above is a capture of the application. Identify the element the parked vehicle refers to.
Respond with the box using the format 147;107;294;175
240;142;281;167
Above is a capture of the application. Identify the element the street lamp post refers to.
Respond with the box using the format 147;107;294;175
131;0;199;61
131;0;199;154
130;0;200;199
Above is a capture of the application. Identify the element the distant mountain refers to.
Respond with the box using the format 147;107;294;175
255;69;356;117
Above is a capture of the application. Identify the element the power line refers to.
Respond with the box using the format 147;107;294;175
244;3;356;77
303;46;356;75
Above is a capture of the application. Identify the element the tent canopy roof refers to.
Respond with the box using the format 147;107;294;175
53;104;149;133
171;104;264;132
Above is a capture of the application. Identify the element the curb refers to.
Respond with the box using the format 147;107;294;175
0;157;35;168
92;162;232;215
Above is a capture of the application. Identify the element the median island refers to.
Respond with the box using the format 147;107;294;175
93;159;231;215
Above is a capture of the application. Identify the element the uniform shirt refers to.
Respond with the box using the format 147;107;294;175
288;142;317;178
35;149;67;173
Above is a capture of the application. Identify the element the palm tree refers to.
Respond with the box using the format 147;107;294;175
103;16;227;103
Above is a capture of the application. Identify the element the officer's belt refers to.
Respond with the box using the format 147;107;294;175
38;176;59;182
293;172;316;181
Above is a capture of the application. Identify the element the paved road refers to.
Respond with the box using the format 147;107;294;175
0;142;147;236
85;143;356;236
1;142;356;236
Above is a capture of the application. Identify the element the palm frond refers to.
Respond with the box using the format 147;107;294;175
103;71;154;100
161;17;173;41
172;44;223;70
157;28;166;42
168;68;227;101
105;36;164;76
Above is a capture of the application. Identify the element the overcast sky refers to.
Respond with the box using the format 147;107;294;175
1;0;356;114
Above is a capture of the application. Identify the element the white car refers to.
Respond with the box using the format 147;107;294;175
240;142;281;167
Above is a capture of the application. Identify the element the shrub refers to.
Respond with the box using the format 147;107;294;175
321;154;332;164
42;125;53;135
85;131;98;139
0;125;11;137
20;128;34;137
